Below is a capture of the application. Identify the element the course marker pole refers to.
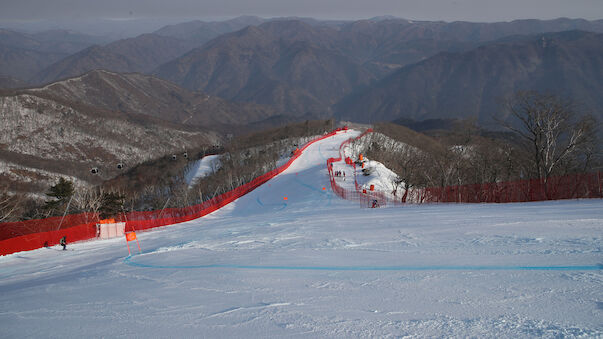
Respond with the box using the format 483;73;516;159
125;232;141;255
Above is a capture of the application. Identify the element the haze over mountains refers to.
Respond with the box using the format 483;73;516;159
2;16;603;125
0;28;109;80
153;17;603;118
31;34;197;85
154;20;378;116
335;30;603;125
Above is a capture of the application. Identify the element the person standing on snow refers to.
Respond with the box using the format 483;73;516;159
60;236;67;250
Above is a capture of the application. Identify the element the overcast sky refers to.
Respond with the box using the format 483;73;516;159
2;0;602;22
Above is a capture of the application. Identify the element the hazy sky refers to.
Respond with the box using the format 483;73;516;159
2;0;602;22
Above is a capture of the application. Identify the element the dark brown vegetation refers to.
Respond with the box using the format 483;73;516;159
499;91;599;180
354;93;601;195
0;185;27;223
355;123;520;193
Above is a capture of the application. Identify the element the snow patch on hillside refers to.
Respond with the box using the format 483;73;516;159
185;154;221;187
355;159;403;198
0;159;86;187
339;131;408;199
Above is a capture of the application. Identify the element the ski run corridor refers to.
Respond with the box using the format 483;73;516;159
1;130;602;338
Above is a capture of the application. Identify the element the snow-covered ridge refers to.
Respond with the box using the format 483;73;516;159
0;159;88;191
27;69;119;92
0;94;216;188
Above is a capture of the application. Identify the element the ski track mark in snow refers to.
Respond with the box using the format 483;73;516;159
123;255;603;271
206;302;292;319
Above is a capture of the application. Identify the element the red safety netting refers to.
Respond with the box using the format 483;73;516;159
0;128;347;256
3;128;601;256
327;130;602;207
416;172;603;203
326;129;386;208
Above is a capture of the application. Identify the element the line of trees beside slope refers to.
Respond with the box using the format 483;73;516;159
0;120;334;225
350;92;601;198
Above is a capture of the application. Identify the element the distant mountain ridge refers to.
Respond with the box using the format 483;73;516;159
154;20;377;116
24;70;278;127
4;16;603;124
30;34;196;85
335;30;603;126
0;28;109;84
27;16;273;86
153;16;267;45
0;75;26;89
153;17;603;118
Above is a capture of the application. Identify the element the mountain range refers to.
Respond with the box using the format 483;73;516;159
154;20;378;116
5;17;602;107
153;17;603;117
0;28;110;81
30;34;198;86
2;16;603;194
335;30;603;126
27;70;277;127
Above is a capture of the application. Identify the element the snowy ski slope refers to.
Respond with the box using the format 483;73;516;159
1;130;602;337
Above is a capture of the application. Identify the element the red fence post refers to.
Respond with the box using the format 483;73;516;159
599;172;602;198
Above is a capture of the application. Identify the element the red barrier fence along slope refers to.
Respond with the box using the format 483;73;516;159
326;129;388;208
326;130;602;207
418;172;603;204
0;128;347;256
2;129;600;256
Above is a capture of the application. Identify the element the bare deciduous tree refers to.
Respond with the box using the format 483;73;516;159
0;187;21;222
501;91;598;180
72;186;104;216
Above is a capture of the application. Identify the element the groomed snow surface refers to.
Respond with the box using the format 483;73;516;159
1;130;602;338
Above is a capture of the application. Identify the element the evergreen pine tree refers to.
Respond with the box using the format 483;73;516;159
99;192;125;219
44;178;74;213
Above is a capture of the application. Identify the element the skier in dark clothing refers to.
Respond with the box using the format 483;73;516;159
60;236;67;250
